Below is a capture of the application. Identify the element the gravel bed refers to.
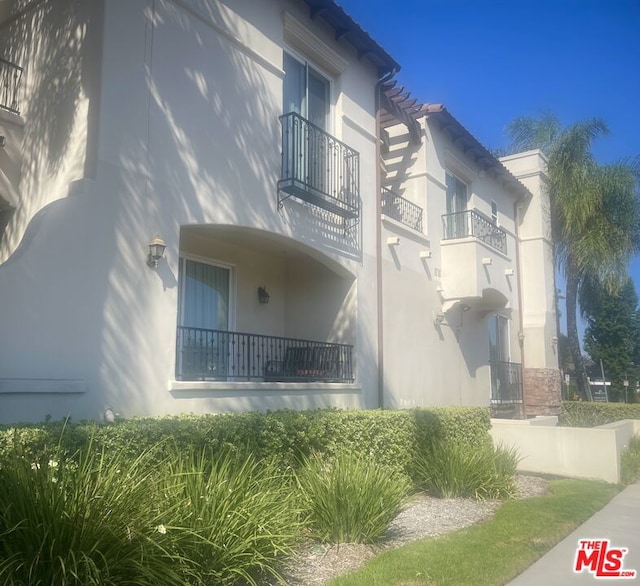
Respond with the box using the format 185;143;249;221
274;474;550;586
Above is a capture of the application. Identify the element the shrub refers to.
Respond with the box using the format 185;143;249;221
560;401;640;427
621;434;640;485
0;441;190;586
159;447;302;585
414;441;520;500
0;407;493;478
298;450;412;543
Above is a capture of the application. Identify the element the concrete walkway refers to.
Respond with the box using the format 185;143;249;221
508;481;640;585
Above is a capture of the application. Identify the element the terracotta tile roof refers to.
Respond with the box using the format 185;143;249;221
419;104;530;199
301;0;400;76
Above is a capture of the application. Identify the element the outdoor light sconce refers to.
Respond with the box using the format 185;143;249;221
147;236;166;268
258;286;270;304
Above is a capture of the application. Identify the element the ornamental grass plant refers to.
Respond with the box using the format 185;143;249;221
158;447;302;586
0;441;302;586
621;433;640;484
0;442;190;586
297;450;413;544
414;440;520;500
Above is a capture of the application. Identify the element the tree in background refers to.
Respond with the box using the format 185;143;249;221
502;113;640;399
581;277;640;401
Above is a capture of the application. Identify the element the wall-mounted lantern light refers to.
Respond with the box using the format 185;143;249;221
147;236;166;268
258;286;270;304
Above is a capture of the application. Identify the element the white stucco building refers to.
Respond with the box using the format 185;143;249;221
0;0;560;423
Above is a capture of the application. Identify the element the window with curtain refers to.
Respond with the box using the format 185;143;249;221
177;258;231;379
179;259;229;330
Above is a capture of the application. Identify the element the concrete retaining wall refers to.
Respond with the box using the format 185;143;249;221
490;417;640;484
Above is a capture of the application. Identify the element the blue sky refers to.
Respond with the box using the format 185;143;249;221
339;0;640;333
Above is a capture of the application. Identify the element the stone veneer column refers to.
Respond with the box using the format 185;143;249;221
524;368;562;416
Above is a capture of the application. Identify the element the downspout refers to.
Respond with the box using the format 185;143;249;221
514;198;527;418
375;67;396;409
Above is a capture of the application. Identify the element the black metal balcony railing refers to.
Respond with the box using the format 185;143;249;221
278;112;359;221
442;209;507;254
0;57;23;115
381;187;423;232
176;326;354;383
490;361;523;404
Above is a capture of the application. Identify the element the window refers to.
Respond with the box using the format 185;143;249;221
283;51;330;130
445;173;468;238
488;314;510;363
177;258;232;379
491;201;498;225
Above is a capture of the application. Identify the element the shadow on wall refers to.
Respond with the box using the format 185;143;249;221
0;0;376;420
100;0;368;416
0;0;96;262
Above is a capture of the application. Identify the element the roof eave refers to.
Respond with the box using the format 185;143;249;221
301;0;400;77
421;105;532;200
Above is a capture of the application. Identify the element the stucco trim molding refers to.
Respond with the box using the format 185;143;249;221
282;12;348;76
342;113;376;143
381;215;431;243
0;378;88;394
0;108;25;127
169;380;361;394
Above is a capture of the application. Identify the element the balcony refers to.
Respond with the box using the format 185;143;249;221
0;57;23;115
490;361;523;405
381;187;423;232
440;208;513;308
176;326;354;383
278;112;359;224
442;209;507;254
490;360;524;418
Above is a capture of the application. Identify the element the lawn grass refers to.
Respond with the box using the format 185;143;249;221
327;479;620;586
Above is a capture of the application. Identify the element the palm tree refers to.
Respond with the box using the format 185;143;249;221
503;114;640;399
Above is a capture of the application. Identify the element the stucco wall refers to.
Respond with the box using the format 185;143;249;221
380;119;524;408
0;0;102;262
0;0;381;422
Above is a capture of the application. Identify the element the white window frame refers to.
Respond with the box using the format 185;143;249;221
488;313;511;363
177;254;236;333
283;46;334;134
445;171;469;214
491;200;499;225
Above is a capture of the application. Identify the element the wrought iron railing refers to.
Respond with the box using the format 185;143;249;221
381;187;423;232
278;112;359;221
442;209;507;254
490;361;523;404
0;57;23;115
176;326;354;383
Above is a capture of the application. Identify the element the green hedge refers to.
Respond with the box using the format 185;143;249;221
560;401;640;427
0;407;490;476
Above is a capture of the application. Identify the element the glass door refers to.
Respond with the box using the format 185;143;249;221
283;51;330;193
177;258;231;379
445;173;468;238
488;314;510;400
